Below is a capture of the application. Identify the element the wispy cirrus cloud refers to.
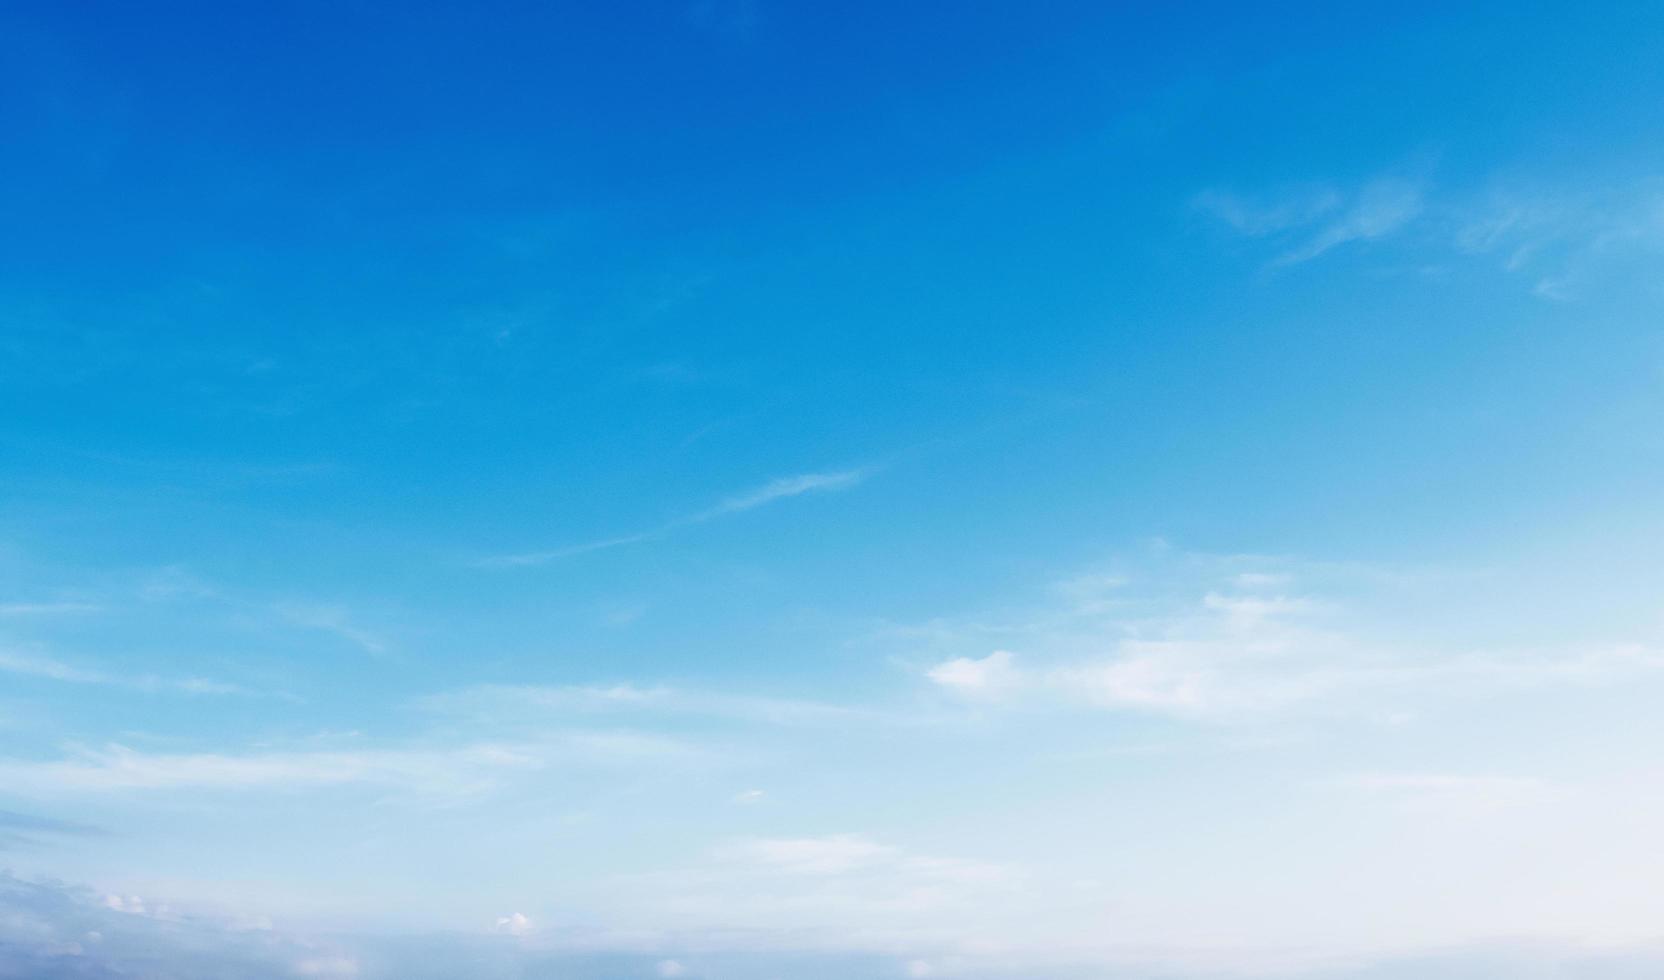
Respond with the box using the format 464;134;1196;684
413;682;873;728
1272;178;1424;265
273;602;389;656
1194;176;1424;265
0;732;697;797
1453;179;1664;299
1191;184;1341;236
479;467;870;567
694;470;867;520
0;649;112;685
0;742;530;795
0;601;102;617
1199;169;1664;296
0;648;256;697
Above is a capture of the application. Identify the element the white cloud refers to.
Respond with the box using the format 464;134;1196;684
655;959;686;977
103;893;162;917
732;788;766;805
916;581;1339;718
1057;649;1218;714
493;911;532;936
926;650;1019;700
895;552;1664;723
1200;591;1322;625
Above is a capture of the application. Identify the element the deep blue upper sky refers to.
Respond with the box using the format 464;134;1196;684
4;3;1664;979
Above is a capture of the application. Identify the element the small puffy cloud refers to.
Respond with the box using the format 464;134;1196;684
927;650;1020;699
906;960;935;978
493;911;532;936
656;958;686;977
732;788;765;805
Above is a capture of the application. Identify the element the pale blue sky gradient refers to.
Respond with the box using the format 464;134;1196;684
4;2;1664;978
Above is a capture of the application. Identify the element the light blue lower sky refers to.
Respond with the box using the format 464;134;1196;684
4;2;1664;978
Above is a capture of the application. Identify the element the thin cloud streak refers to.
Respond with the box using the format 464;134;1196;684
0;601;102;617
696;469;868;520
413;682;884;728
273;602;389;656
477;530;661;568
0;649;256;697
0;732;700;797
1199;171;1664;297
479;467;870;568
1271;178;1423;265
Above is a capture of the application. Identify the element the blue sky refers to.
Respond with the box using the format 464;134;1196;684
4;2;1664;977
